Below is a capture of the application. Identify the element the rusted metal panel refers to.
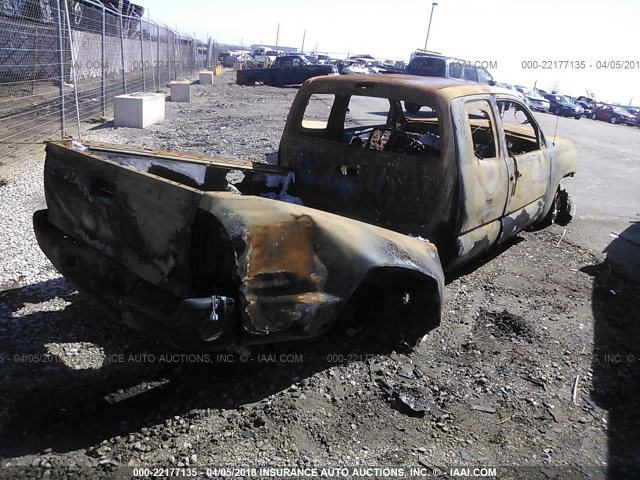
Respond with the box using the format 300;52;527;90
198;192;444;343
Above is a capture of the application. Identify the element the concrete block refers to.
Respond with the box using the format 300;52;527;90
199;71;214;85
114;92;165;129
169;80;191;102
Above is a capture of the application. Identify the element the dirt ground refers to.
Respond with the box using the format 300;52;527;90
1;70;639;480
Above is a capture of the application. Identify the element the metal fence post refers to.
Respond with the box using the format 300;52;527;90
119;14;127;93
156;23;160;87
177;34;182;79
55;0;66;136
167;30;171;82
101;6;106;116
149;17;156;91
62;0;81;138
140;18;145;91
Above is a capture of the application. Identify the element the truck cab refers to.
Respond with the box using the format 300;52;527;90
279;74;576;268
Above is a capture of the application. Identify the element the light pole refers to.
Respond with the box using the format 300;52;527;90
424;2;438;50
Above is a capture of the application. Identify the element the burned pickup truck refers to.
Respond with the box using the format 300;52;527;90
34;75;577;351
236;54;337;87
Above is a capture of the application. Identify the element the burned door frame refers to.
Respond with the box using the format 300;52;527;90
494;96;551;241
449;95;510;267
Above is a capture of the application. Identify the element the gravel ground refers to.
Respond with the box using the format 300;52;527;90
1;70;639;480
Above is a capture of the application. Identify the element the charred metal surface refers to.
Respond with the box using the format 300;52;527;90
35;140;444;351
280;74;578;267
199;193;443;345
34;76;577;350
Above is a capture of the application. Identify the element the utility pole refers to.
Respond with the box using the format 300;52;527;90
424;2;438;50
276;23;280;46
301;29;306;53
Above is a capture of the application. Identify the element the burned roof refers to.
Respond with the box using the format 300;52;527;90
302;74;509;104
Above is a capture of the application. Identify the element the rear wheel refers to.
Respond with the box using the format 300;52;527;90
610;116;617;124
591;113;597;120
554;106;562;115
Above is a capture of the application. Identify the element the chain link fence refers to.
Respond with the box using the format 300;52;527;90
0;0;209;159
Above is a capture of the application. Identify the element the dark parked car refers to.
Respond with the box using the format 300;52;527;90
591;104;637;125
543;94;584;119
236;54;337;87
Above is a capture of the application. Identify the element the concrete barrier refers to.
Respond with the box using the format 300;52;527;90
169;80;191;102
114;92;165;129
199;71;214;85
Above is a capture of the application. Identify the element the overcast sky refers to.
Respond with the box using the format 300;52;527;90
147;0;640;104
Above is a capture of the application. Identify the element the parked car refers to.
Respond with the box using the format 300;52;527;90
542;94;583;119
34;75;576;351
342;59;370;75
496;83;525;100
236;54;337;87
251;46;279;64
403;53;496;113
590;104;637;125
622;106;640;117
520;89;550;112
575;96;594;117
406;53;495;85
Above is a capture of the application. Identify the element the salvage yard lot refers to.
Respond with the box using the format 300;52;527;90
0;71;639;479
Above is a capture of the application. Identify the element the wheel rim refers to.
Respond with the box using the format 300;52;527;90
610;117;616;124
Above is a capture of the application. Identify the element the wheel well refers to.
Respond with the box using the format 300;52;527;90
337;267;442;345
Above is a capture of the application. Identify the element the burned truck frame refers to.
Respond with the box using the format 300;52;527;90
33;75;577;352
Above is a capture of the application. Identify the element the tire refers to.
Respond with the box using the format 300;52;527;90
530;187;574;229
591;113;597;120
574;116;581;120
610;116;617;124
555;189;575;226
404;102;421;114
554;106;562;115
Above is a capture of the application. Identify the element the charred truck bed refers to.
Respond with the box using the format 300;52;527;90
34;140;444;351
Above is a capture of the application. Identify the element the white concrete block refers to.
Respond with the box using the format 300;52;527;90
169;80;191;102
199;71;214;85
114;92;165;129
